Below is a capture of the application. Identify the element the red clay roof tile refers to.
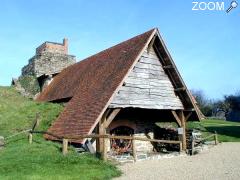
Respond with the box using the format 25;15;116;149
38;28;156;141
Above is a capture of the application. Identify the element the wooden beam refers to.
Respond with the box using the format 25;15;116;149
185;112;192;121
147;35;156;53
163;65;174;69
171;110;181;127
180;110;187;151
174;87;186;92
104;108;121;128
98;119;105;159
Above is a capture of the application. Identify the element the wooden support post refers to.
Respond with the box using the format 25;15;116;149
28;133;33;144
180;110;187;151
179;142;183;152
214;131;218;145
62;139;68;155
97;108;120;160
99;116;107;160
132;135;137;162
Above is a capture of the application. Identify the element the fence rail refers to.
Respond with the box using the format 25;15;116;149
191;131;218;155
30;130;183;161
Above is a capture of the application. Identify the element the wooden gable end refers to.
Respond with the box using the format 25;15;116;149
109;46;184;110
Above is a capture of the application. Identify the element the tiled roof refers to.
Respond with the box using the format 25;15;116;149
37;28;156;141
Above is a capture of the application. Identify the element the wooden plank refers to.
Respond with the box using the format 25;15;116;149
62;139;68;155
171;111;182;127
139;57;161;66
110;48;184;110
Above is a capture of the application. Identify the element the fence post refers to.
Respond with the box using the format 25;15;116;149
179;142;183;152
132;135;137;162
62;139;68;155
29;133;33;144
191;139;195;155
102;135;107;161
214;131;218;145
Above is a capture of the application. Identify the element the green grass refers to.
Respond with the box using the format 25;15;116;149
0;86;121;180
187;118;240;142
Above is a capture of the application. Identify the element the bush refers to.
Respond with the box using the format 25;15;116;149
18;75;40;96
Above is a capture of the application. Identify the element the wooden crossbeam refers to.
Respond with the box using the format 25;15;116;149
163;65;174;69
171;110;181;127
174;87;186;92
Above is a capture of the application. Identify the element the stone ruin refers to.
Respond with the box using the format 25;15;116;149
13;38;76;97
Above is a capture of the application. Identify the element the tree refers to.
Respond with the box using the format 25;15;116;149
191;89;213;116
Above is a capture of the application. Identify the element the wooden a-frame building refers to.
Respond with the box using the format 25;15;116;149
37;28;203;155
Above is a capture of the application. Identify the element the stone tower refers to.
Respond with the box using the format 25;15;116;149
21;38;76;91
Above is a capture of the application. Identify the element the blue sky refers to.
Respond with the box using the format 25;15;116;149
0;0;239;99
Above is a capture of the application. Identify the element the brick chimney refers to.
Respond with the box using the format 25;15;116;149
63;38;68;54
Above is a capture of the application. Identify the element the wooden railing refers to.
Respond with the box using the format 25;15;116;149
191;131;218;155
29;130;183;161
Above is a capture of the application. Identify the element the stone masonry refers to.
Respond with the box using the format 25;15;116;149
22;38;76;78
21;38;76;91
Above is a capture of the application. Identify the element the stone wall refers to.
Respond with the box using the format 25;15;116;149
22;52;76;78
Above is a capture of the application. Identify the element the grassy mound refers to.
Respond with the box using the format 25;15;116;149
0;86;121;180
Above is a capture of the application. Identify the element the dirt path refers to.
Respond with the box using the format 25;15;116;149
116;143;240;180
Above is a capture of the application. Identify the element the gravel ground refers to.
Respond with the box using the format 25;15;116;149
116;143;240;180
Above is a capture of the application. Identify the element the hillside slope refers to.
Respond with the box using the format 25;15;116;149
0;86;63;136
0;86;120;180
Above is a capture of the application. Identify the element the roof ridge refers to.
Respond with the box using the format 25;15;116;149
73;28;156;66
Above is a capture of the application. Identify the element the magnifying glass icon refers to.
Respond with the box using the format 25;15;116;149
226;1;238;13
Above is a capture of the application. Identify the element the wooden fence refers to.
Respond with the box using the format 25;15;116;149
191;131;218;155
29;130;183;161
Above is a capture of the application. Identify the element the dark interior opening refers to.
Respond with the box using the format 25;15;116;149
110;126;134;154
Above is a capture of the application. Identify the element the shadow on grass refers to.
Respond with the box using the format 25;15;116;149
205;126;240;139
